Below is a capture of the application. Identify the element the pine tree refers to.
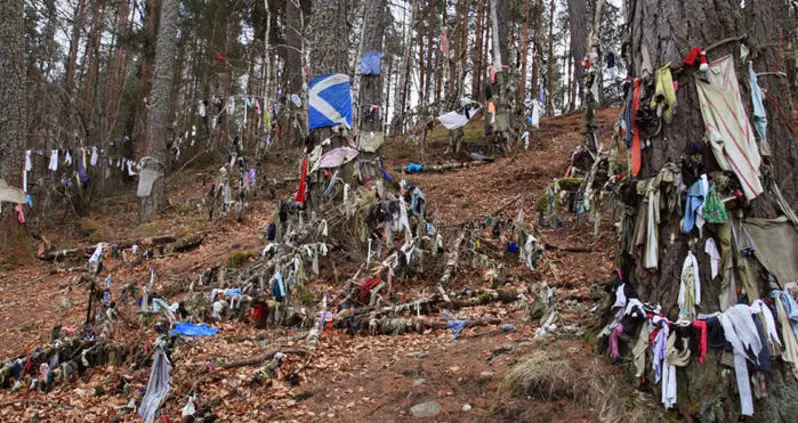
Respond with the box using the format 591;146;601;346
138;0;180;223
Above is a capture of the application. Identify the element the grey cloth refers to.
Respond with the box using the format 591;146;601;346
137;169;163;198
139;340;171;423
0;179;27;204
743;217;798;286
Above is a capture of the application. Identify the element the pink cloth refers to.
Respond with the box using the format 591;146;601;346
14;204;25;224
316;147;359;169
609;323;624;359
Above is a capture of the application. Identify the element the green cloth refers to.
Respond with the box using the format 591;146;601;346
703;187;728;223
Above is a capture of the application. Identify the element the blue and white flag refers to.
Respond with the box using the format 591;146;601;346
309;73;352;130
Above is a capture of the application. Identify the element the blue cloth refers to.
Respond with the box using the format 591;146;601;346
751;315;772;372
381;167;392;181
77;156;90;183
507;242;518;253
309;73;352;129
447;320;467;340
411;188;425;213
225;288;242;298
361;51;382;75
407;163;423;173
170;322;219;337
271;271;285;300
749;61;768;143
775;291;798;341
681;176;708;233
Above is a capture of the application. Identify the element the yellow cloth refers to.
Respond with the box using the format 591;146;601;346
651;63;676;123
487;101;496;114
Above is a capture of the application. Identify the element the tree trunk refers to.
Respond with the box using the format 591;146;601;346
418;1;426;108
745;2;798;207
457;0;468;98
0;0;27;257
359;0;388;130
530;0;542;103
518;0;530;106
283;0;305;145
357;0;388;179
307;0;351;209
138;0;179;223
65;0;88;99
425;0;437;109
473;0;485;101
490;0;514;148
545;0;554;115
394;0;419;134
567;0;587;109
616;0;798;420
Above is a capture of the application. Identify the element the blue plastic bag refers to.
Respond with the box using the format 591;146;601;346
170;322;219;338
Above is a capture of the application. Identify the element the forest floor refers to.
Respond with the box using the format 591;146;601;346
0;108;662;422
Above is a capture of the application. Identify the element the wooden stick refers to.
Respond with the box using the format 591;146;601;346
394;160;489;174
214;347;311;370
445;194;522;228
38;234;190;261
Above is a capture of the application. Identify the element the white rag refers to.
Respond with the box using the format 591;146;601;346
531;100;541;128
90;147;98;166
678;251;701;316
89;243;104;263
718;305;762;416
612;283;627;309
750;299;782;351
705;238;721;280
49;150;59;171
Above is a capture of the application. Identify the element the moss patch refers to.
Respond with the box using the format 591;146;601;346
225;250;253;268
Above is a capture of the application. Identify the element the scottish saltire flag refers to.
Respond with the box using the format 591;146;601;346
309;73;352;130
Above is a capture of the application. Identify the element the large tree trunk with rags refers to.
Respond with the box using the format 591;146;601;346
282;0;306;146
138;0;179;223
489;0;515;149
566;0;587;109
306;0;353;210
616;0;798;420
357;0;388;179
0;0;28;261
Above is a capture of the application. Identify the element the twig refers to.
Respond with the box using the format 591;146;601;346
214;347;311;369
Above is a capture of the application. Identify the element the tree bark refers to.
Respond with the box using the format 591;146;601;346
530;0;542;103
518;0;530;105
359;0;388;132
567;0;587;109
138;0;180;223
545;0;554;115
393;0;419;134
283;0;306;146
0;0;27;255
307;0;353;209
489;0;514;147
616;1;798;420
472;0;485;101
418;1;426;108
357;0;388;180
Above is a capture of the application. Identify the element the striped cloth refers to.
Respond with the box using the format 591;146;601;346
695;55;763;200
